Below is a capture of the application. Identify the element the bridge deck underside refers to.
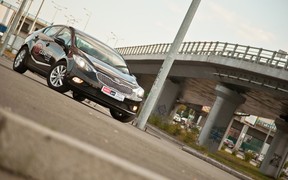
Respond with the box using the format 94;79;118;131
125;52;288;120
180;78;287;120
137;74;287;120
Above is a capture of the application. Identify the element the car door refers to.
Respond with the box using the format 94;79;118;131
30;25;64;75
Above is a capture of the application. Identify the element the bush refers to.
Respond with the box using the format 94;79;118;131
183;131;197;143
244;151;254;162
232;150;237;156
148;115;162;127
166;124;182;136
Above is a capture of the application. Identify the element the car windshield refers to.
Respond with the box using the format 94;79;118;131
75;32;129;74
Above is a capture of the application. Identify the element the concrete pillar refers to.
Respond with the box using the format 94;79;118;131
260;118;288;178
198;115;207;128
153;79;181;116
234;124;249;151
198;84;246;152
170;104;181;117
218;118;234;150
192;113;200;124
190;105;202;124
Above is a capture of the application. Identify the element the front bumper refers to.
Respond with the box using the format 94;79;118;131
65;64;142;116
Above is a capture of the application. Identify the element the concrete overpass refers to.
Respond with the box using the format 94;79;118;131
117;41;288;178
117;41;288;119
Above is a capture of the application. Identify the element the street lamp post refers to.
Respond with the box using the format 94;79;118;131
65;15;80;26
83;8;91;31
136;0;202;130
111;32;123;48
28;0;45;34
51;1;67;24
51;6;61;24
16;0;33;35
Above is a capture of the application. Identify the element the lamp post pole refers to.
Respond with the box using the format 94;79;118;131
110;32;124;47
51;1;67;24
16;0;33;35
28;0;45;34
136;0;201;130
0;0;28;56
83;8;91;31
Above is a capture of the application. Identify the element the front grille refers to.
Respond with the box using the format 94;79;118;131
96;72;133;95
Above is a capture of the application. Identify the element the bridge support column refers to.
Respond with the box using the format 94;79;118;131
260;118;288;178
191;105;203;124
234;124;249;151
153;79;181;117
198;84;246;152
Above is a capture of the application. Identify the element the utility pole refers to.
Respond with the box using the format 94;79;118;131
136;0;201;130
28;0;45;34
16;0;33;35
0;0;28;56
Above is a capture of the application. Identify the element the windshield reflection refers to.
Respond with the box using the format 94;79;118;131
75;33;129;74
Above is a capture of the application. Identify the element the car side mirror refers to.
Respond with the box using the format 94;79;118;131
54;37;65;46
54;37;69;55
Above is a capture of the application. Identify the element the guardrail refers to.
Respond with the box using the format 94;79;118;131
116;41;288;70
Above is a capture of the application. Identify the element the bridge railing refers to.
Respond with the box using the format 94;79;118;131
116;41;288;70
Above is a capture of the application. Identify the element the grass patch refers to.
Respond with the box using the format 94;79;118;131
210;151;273;180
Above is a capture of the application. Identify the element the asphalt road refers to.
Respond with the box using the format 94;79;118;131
0;56;239;180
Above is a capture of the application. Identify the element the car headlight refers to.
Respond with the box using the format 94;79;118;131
73;55;94;72
136;87;144;98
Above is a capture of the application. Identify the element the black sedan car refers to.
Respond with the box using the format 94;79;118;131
13;25;144;122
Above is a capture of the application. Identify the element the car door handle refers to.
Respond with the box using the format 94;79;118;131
46;43;50;47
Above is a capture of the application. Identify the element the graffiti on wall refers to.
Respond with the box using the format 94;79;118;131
209;126;226;144
269;153;282;168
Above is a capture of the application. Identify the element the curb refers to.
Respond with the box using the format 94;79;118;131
0;109;168;180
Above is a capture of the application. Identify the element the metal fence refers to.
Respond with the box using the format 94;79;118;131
116;41;288;70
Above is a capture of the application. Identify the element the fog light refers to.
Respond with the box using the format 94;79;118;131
132;106;138;112
72;77;83;84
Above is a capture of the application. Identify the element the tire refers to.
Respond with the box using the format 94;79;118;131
72;91;86;102
13;46;28;73
110;109;135;123
47;61;69;93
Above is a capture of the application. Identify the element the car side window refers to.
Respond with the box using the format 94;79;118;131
56;28;71;46
43;26;63;37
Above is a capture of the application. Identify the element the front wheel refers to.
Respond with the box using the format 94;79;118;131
47;61;69;93
13;47;28;73
110;109;135;123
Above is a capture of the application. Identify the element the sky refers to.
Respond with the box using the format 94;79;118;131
2;0;288;51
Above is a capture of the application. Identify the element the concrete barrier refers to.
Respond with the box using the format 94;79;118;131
0;109;168;180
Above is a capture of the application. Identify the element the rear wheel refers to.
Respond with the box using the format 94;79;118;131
72;92;86;102
110;109;135;123
13;47;28;73
47;61;69;93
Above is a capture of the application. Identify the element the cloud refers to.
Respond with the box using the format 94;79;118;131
237;24;276;43
208;2;237;23
162;0;189;15
207;2;276;44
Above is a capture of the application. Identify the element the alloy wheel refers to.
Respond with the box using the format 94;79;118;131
49;65;67;87
14;50;26;68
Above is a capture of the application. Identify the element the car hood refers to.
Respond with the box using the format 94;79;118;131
84;53;139;86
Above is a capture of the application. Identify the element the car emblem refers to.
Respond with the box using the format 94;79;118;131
33;43;43;55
